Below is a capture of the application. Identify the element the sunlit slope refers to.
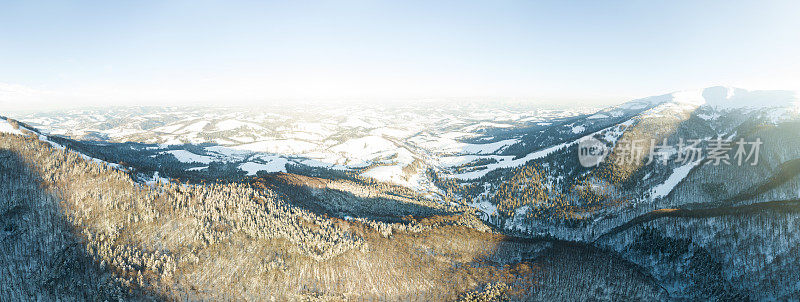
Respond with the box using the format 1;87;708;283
444;87;800;241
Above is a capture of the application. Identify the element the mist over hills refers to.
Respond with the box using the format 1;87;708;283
2;86;800;300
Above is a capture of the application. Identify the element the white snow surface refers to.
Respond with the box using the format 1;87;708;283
239;158;289;175
235;139;319;155
650;160;703;200
145;172;171;186
450;139;574;180
330;136;398;162
362;164;421;188
164;150;215;164
458;139;520;154
0;119;24;135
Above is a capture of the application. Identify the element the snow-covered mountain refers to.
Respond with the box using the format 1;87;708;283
457;86;799;228
4;86;800;299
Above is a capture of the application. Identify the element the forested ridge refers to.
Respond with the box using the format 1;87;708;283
1;130;549;300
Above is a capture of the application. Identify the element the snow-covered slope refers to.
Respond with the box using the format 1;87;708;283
0;118;25;135
1;116;128;172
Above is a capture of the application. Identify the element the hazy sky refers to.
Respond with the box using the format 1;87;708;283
2;0;800;110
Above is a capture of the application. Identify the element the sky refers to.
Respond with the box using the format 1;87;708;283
1;0;800;111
